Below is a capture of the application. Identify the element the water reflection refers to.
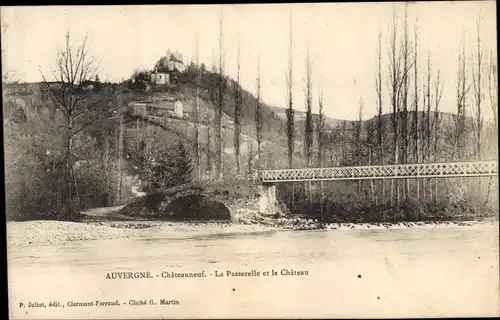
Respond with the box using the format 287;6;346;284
8;226;499;272
7;224;499;319
186;230;279;241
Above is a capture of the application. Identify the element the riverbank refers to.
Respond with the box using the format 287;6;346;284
6;216;498;247
5;220;280;247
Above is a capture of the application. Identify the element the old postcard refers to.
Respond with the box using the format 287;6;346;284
3;2;499;319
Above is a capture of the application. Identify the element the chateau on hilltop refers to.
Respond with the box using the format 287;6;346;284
151;49;187;85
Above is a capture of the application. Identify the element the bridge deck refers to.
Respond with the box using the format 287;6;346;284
259;161;498;183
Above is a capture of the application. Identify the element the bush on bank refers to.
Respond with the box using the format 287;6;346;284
280;191;497;223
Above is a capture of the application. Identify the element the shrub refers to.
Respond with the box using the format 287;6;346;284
276;185;492;223
126;134;193;189
4;116;137;221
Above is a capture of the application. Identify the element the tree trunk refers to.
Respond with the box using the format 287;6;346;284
66;130;80;220
220;126;224;180
65;137;73;218
195;90;201;182
118;96;124;205
320;180;324;220
308;180;312;214
369;147;376;204
207;126;212;179
103;136;110;206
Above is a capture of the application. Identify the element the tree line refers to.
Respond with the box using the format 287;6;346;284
3;29;195;221
278;5;497;219
3;5;497;222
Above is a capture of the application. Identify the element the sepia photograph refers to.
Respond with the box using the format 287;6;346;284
2;2;499;319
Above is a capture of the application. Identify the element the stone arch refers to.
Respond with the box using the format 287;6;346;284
159;190;232;221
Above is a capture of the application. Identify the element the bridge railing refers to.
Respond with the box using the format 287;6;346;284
258;161;498;183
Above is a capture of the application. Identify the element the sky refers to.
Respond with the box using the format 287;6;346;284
1;2;497;120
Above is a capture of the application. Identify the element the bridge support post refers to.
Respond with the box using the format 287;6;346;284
258;183;277;216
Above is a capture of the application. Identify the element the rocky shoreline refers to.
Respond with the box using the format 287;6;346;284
6;210;498;247
6;220;278;247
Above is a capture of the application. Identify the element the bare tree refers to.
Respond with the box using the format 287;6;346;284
304;46;314;168
246;141;255;177
412;20;420;198
400;4;411;199
204;115;213;179
487;49;498;131
340;121;347;165
484;49;497;209
353;98;364;194
117;93;124;205
255;52;263;169
194;28;202;182
316;94;326;167
387;5;402;208
365;119;377;203
209;7;228;180
286;12;295;170
102;134;112;205
455;36;469;160
423;53;433;199
316;94;326;219
471;13;485;161
233;35;242;176
285;12;296;207
433;70;443;160
40;30;119;219
385;4;414;208
432;69;443;200
376;28;385;200
304;43;314;211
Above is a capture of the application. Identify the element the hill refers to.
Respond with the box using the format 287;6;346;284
4;71;497;180
4;56;498;189
4;64;498;223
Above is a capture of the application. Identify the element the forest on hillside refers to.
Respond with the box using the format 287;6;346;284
3;5;498;223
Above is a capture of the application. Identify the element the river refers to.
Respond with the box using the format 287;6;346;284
7;224;500;319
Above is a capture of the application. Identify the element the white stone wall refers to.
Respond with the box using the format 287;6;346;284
174;101;183;117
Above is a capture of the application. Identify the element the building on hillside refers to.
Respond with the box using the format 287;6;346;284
174;101;183;118
154;49;187;75
148;99;193;118
151;72;170;85
169;50;183;63
168;60;186;73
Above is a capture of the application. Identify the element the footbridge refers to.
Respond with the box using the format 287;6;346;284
256;160;499;214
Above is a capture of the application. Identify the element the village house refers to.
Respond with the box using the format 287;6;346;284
174;101;183;118
151;72;170;85
148;98;192;118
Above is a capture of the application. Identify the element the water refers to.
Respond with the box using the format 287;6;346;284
8;225;500;319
